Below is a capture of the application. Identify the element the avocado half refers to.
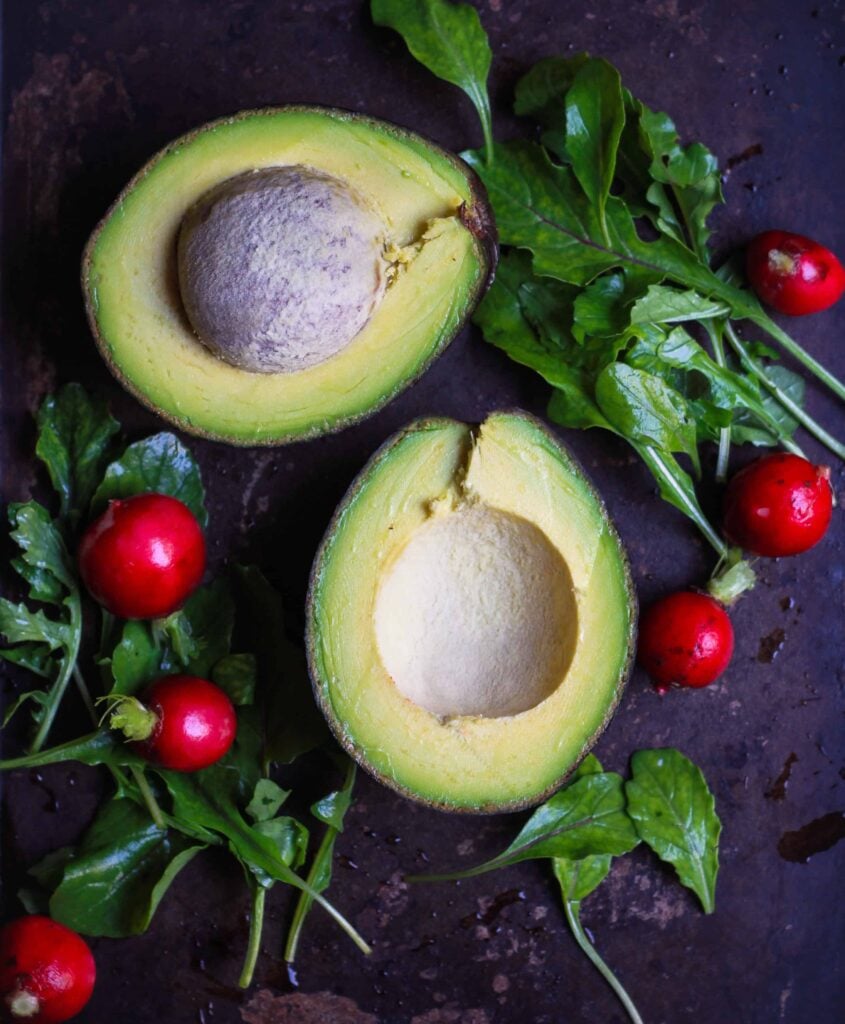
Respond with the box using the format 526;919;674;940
82;108;496;445
307;411;636;813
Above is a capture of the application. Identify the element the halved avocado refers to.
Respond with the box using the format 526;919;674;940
307;411;636;813
82;108;496;445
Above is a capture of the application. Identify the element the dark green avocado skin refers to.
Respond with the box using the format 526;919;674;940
305;410;637;815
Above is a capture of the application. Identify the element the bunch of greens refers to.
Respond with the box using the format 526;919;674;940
411;747;721;1024
373;0;845;599
0;384;363;986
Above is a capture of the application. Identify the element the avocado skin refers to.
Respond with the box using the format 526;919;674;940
305;411;637;815
81;106;497;447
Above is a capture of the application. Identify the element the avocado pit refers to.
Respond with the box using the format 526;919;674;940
177;166;387;373
373;504;577;718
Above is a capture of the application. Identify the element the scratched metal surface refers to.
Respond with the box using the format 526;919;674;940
2;2;844;1023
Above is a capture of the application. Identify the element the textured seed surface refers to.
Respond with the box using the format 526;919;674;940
177;166;386;373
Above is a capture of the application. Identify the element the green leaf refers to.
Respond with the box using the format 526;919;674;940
629;285;729;325
212;653;257;706
596;363;699;472
48;799;203;938
246;779;290;823
232;566;328;766
91;432;207;526
732;365;804;447
625;748;721;914
514;54;589;124
253;816;309;871
635;103;724;258
312;780;355;831
0;728;146;771
553;853;613;904
110;621;164;695
35;383;121;523
416;772;639;881
464;141;729;298
0;600;73;652
166;579;235;678
564;59;624;237
371;0;493;161
0;643;55;678
3;689;49;727
8;502;74;602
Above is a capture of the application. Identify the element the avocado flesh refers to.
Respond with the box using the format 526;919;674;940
83;108;493;445
308;412;636;813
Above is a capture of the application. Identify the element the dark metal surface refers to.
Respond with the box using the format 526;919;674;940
2;2;844;1022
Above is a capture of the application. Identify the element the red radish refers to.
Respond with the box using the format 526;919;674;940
108;675;237;772
0;916;95;1023
638;591;734;691
746;230;845;315
723;453;832;557
79;493;205;620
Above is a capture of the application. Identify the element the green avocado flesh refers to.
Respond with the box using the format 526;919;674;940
307;411;636;813
83;108;494;445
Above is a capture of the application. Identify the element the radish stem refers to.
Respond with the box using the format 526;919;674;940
702;320;732;482
239;885;266;989
725;323;845;460
748;311;845;403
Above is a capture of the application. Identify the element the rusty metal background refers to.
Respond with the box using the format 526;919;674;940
2;2;844;1022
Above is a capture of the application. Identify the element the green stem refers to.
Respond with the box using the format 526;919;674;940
703;320;732;482
748;310;845;404
72;664;97;723
129;765;166;829
239;885;266;989
285;822;336;964
563;899;644;1024
29;590;82;754
725;323;845;460
637;445;728;558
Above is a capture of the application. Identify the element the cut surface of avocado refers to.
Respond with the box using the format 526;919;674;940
307;411;636;813
83;108;495;445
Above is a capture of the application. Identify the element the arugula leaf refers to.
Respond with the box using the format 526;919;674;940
47;799;204;938
285;759;357;964
564;58;624;240
463;140;725;297
625;748;721;914
246;779;290;823
0;501;84;749
371;0;493;162
109;621;164;695
413;771;639;881
253;816;309;871
212;653;257;706
732;365;804;447
35;383;121;524
553;853;613;905
629;285;729;325
596;363;700;474
91;432;207;527
0;728;146;771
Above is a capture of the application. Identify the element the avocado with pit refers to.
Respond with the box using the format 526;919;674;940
82;108;495;445
307;411;636;813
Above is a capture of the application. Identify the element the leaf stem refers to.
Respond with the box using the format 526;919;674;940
748;310;845;404
130;766;166;829
563;900;644;1024
72;664;97;723
637;445;728;558
285;824;335;963
725;323;845;461
29;590;82;753
703;320;732;482
239;885;266;989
